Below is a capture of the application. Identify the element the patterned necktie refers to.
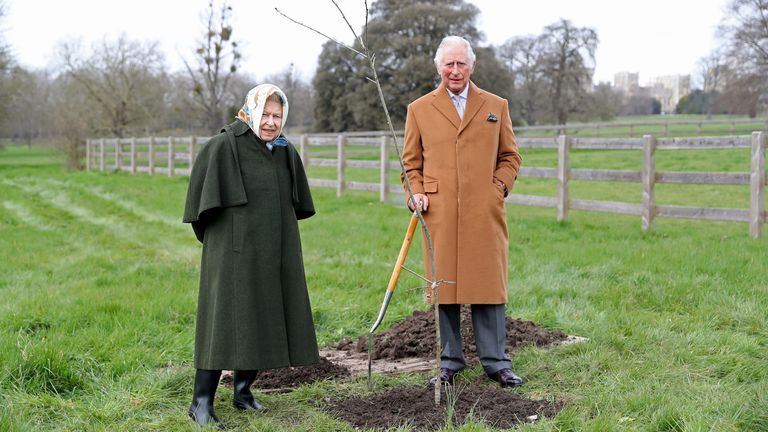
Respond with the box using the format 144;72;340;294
452;95;464;119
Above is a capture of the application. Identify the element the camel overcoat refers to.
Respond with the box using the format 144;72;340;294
401;81;521;305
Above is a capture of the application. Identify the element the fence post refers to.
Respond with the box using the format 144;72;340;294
188;136;196;170
557;135;570;222
379;136;389;203
168;136;175;177
115;139;122;171
86;139;91;172
642;134;657;231
130;137;137;174
99;139;105;171
749;131;766;239
148;136;155;175
300;134;309;167
337;134;346;197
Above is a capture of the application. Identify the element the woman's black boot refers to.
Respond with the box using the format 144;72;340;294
233;370;266;412
188;369;223;428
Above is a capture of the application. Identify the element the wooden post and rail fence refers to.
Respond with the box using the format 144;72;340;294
85;130;767;239
514;117;768;137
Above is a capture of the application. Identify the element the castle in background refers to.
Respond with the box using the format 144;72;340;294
613;72;691;114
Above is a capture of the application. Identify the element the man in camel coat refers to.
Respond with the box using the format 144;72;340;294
401;35;524;388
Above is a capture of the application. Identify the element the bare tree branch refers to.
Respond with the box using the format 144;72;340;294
330;0;362;46
274;7;366;58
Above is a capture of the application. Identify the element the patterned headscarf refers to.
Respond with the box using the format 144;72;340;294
237;84;290;142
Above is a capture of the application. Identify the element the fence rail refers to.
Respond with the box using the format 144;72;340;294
514;117;768;137
86;130;767;238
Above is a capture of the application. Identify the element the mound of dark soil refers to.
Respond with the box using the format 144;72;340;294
335;307;569;362
220;357;351;391
325;383;564;431
254;357;351;389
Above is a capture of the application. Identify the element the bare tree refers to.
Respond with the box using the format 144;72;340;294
719;0;768;67
183;0;241;133
538;19;598;125
717;71;764;117
498;35;545;125
696;50;730;117
498;21;600;125
50;74;99;170
715;0;768;116
265;64;315;133
0;0;15;134
223;71;255;124
699;50;729;93
588;82;623;120
161;72;201;132
58;34;168;137
4;67;50;146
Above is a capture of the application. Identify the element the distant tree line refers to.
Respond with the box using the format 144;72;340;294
677;0;768;117
312;0;603;131
0;0;765;168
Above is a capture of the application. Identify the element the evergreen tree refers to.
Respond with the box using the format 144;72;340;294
313;0;509;131
312;41;357;132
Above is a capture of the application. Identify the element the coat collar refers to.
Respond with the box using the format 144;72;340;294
226;118;252;137
430;81;486;133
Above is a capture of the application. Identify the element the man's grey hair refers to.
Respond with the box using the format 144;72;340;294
433;35;476;68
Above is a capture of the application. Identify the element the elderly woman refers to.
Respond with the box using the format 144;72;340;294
183;84;318;427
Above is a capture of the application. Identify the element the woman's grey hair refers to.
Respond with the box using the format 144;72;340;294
267;92;284;105
433;36;476;68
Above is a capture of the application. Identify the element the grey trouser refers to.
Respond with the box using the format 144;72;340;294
438;304;512;374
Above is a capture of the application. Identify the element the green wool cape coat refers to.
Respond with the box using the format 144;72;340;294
183;119;319;370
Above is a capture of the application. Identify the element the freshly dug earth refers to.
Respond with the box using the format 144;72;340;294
326;383;565;431
253;357;351;389
231;308;568;429
335;306;570;363
220;357;351;391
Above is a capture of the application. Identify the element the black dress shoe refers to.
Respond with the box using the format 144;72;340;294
488;368;524;388
429;367;459;386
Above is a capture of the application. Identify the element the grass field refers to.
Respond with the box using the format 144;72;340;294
1;144;767;431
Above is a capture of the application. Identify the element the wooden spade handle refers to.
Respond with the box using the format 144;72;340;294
370;212;421;334
386;212;420;292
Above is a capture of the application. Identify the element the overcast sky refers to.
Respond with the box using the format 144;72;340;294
3;0;729;86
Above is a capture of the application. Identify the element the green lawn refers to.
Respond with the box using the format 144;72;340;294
1;145;766;431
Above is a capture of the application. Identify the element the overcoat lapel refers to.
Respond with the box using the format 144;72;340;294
458;82;486;135
430;86;462;129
